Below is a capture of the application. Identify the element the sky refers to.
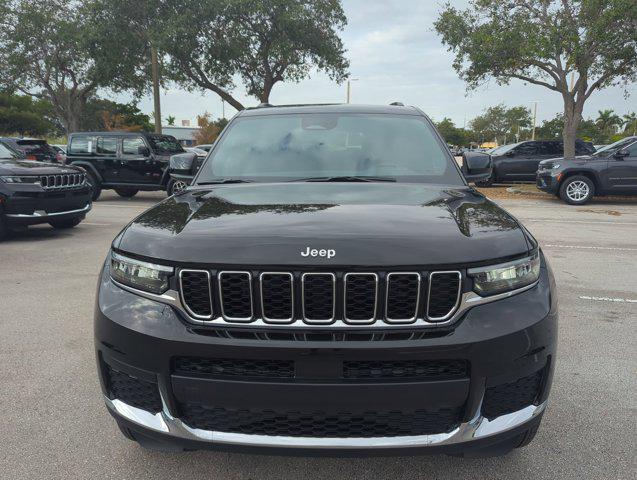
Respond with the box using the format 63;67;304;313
114;0;636;127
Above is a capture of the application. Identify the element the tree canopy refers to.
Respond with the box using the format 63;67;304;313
435;0;637;158
155;0;349;110
0;0;150;135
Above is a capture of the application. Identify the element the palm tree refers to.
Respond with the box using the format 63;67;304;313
623;112;637;136
595;109;623;141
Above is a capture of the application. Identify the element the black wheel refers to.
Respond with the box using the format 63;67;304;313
167;178;188;196
475;170;496;187
85;171;102;201
49;217;83;229
559;175;594;205
114;187;139;198
0;216;8;241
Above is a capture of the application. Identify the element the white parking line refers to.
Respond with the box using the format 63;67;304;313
93;204;151;208
82;222;111;226
526;219;637;226
544;244;637;252
579;295;637;304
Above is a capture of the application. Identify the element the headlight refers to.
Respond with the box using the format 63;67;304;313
468;253;540;296
0;175;40;184
110;251;173;294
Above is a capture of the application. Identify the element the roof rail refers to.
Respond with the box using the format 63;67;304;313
256;102;273;108
389;101;404;106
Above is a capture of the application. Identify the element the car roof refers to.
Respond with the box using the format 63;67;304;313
238;103;422;117
68;131;171;137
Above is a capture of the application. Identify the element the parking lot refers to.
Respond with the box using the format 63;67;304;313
1;190;635;480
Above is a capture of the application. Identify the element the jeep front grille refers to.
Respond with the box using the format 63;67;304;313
40;173;85;189
178;269;462;327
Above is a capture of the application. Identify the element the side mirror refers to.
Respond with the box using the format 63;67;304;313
461;151;492;183
614;149;629;159
169;152;197;174
137;145;151;156
505;150;515;157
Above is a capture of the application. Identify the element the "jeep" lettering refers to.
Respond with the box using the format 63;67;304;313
300;247;336;259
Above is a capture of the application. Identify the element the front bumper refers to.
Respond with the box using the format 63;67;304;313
3;186;92;226
536;171;560;194
95;259;557;454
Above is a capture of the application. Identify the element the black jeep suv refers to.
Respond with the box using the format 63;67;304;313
0;142;91;240
537;136;637;204
95;104;557;457
66;132;185;200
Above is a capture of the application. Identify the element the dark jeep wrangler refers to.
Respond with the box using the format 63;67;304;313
95;104;557;457
66;131;185;200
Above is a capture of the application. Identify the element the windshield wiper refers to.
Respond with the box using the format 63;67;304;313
197;179;254;185
295;175;396;183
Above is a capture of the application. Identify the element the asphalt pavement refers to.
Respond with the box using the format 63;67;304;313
0;190;635;479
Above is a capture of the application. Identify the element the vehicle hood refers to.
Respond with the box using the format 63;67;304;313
115;183;532;267
0;158;83;175
538;155;602;167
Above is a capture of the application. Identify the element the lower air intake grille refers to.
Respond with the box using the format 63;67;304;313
219;272;253;320
105;365;162;413
180;270;212;318
302;274;335;322
343;359;469;380
174;356;294;379
427;272;461;320
482;368;544;419
179;404;463;437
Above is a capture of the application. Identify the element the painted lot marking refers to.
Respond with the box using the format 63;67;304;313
544;244;637;252
82;222;111;226
526;219;637;226
93;204;152;209
579;295;637;304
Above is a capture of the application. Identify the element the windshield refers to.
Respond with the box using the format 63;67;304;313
0;142;21;159
489;143;520;156
593;137;637;157
147;135;185;154
196;113;463;185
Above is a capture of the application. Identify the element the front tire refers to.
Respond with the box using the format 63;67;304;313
0;216;8;241
475;170;496;187
167;179;188;196
85;171;102;201
114;187;139;198
49;217;83;229
559;175;594;205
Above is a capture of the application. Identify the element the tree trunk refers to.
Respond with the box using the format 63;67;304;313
259;79;274;104
561;93;584;160
151;47;162;134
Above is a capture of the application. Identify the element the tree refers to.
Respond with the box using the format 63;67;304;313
0;1;150;135
82;99;153;132
0;93;63;136
595;109;623;142
193;113;223;144
435;118;469;146
623;112;637;136
435;0;637;158
166;115;176;126
156;0;349;110
469;104;531;144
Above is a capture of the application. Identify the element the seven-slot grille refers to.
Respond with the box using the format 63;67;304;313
179;269;463;326
39;173;85;189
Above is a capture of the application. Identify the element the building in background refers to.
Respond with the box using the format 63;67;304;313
161;125;200;146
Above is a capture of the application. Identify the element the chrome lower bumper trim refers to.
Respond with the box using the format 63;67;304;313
5;203;91;218
105;395;546;449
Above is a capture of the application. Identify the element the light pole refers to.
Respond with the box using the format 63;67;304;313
346;78;359;103
530;101;539;140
